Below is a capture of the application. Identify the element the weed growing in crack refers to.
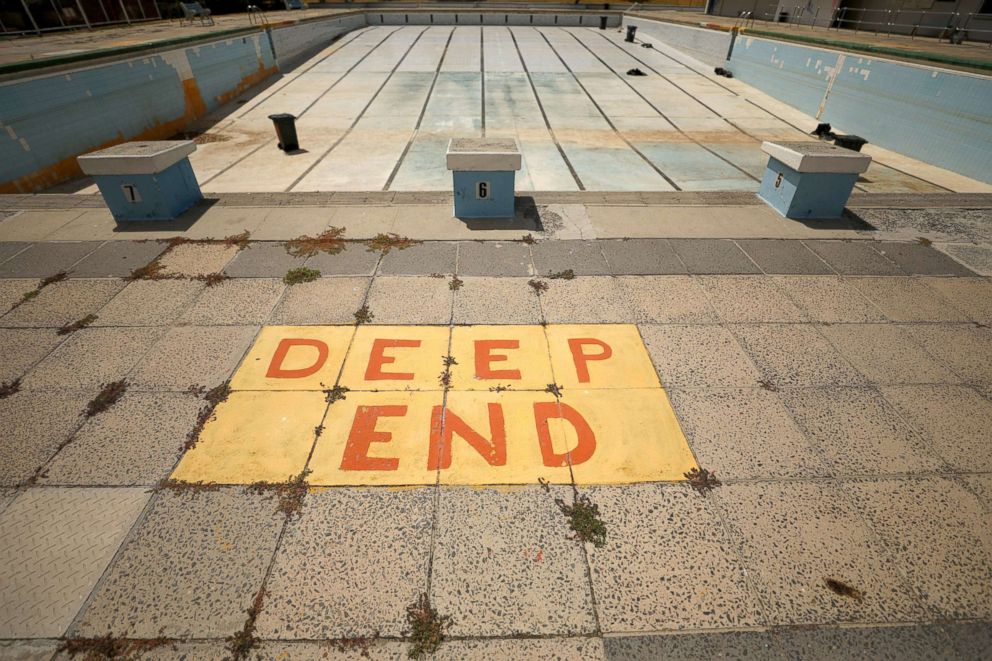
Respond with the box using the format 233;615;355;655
528;279;548;295
184;381;231;451
57;314;98;336
758;379;779;392
521;233;537;245
195;273;229;287
825;577;863;600
58;633;170;660
226;588;265;661
330;632;380;658
285;227;346;257
10;271;68;310
489;384;510;393
448;275;463;291
917;237;933;246
324;385;349;404
548;269;575;280
155;479;221;496
315;424;324;438
354;305;374;325
283;267;321;285
86;380;127;417
365;233;420;254
40;271;68;288
246;469;310;519
442;355;457;367
684;467;721;495
222;230;252;251
544;383;563;398
428;272;446;279
556;491;607;548
405;592;451;660
438;355;457;389
128;256;168;281
0;378;21;399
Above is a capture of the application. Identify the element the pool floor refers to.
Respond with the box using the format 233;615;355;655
172;26;958;194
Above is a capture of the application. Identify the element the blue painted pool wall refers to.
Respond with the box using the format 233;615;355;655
728;36;992;184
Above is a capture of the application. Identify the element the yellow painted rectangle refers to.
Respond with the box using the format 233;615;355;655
448;325;554;391
230;325;355;391
545;324;661;390
338;325;451;391
171;391;327;484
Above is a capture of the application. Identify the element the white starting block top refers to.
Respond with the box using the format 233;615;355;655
78;141;197;176
446;138;522;172
761;141;871;174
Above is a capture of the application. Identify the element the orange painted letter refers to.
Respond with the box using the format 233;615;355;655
428;404;507;470
567;338;613;383
365;339;421;380
340;405;406;471
266;338;329;379
533;402;596;467
474;339;521;380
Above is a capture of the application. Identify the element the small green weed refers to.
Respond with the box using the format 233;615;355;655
58;314;98;335
283;266;321;285
86;380;127;417
405;593;451;660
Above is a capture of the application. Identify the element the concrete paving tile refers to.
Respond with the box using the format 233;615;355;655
698;276;807;322
0;279;35;314
0;490;15;517
588;484;763;632
253;207;342;242
0;487;149;637
959;473;992;510
124;641;230;661
846;477;992;619
603;631;784;661
157;243;241;278
717;481;925;625
177;207;264;242
732;324;868;387
600;239;687;275
254;640;411;661
257;488;433;639
305;242;381;275
0;242;102;278
901;324;992;384
804;241;902;276
736;239;833;275
0;211;82;241
669;239;760;274
919;277;992;324
847;278;969;322
770;276;885;323
377;242;457;275
782;387;944;475
269;277;369;325
74;488;283;638
22;327;163;391
1;279;125;328
0;242;31;264
0;639;60;660
772;623;954;661
39;392;202;486
68;241;166;278
0;329;64;383
818;324;959;385
541;277;632;324
455;241;534;276
872;242;975;276
453;276;544;324
881;385;992;472
437;637;606;661
531;240;609;276
128;325;257;391
365;276;452;325
179;278;285;325
0;391;88;486
941;621;992;660
938;243;992;276
640;324;760;387
432;486;596;636
222;242;307;277
615;276;717;324
92;279;205;326
671;388;827;479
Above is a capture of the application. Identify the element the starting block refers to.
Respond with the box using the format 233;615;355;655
446;138;521;219
758;141;871;219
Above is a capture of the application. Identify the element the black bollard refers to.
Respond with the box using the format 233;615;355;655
625;25;637;42
268;113;299;152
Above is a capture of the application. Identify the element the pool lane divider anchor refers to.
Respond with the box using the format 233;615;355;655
757;140;871;220
445;138;521;220
77;140;203;223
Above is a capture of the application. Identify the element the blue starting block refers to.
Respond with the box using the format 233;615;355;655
78;141;202;223
446;138;521;219
758;141;871;220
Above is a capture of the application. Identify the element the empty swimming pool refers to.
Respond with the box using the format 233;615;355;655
176;25;956;194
